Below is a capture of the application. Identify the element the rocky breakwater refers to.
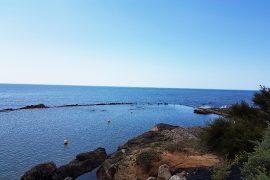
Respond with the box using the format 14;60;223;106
0;103;134;112
21;147;107;180
0;104;49;112
193;107;230;116
96;123;220;180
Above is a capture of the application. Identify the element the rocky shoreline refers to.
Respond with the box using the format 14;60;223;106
22;123;239;180
96;123;220;180
21;148;107;180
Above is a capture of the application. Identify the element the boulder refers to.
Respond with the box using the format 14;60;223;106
169;175;181;180
64;177;73;180
158;164;171;180
176;171;187;177
55;148;107;179
21;161;57;180
21;148;107;180
96;151;124;180
147;177;157;180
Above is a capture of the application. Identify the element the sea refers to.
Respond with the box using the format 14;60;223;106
0;84;255;179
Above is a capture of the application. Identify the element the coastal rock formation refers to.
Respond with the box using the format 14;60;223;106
21;148;107;180
193;107;230;116
21;161;57;180
54;147;107;179
96;123;220;180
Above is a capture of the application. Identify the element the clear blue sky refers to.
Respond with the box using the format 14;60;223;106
0;0;269;90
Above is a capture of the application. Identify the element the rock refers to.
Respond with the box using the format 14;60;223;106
147;177;157;180
176;171;187;177
158;164;171;180
64;177;73;180
55;148;107;179
75;148;106;161
22;148;107;180
121;149;126;154
21;161;57;180
169;175;181;180
97;124;204;179
1;108;14;112
96;151;124;180
193;108;229;116
174;167;212;180
150;123;178;132
20;104;48;110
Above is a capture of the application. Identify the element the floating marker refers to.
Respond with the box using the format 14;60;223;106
64;139;68;145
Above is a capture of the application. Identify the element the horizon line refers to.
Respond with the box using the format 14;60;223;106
0;82;257;91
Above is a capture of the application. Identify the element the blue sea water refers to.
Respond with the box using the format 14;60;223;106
0;84;255;179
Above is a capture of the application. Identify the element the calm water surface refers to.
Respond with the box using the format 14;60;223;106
0;84;254;179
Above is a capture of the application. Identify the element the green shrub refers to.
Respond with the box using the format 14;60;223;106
233;151;248;166
201;87;270;159
201;117;263;158
242;125;270;180
253;86;270;114
136;150;161;172
149;142;162;148
212;161;231;180
230;102;262;121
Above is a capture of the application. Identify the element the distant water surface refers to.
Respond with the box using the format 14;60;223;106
0;84;255;179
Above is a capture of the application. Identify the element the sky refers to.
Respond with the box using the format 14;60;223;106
0;0;269;90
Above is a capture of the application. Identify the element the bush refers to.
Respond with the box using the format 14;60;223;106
149;142;162;148
201;87;270;159
201;117;263;158
233;151;248;166
136;150;161;172
242;125;270;179
230;102;261;120
253;86;270;114
212;161;231;180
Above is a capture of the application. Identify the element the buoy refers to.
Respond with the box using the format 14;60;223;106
64;139;68;145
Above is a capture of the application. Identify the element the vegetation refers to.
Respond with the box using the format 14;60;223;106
201;86;270;159
149;141;162;148
212;161;231;180
233;151;248;166
136;150;161;172
241;124;270;179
